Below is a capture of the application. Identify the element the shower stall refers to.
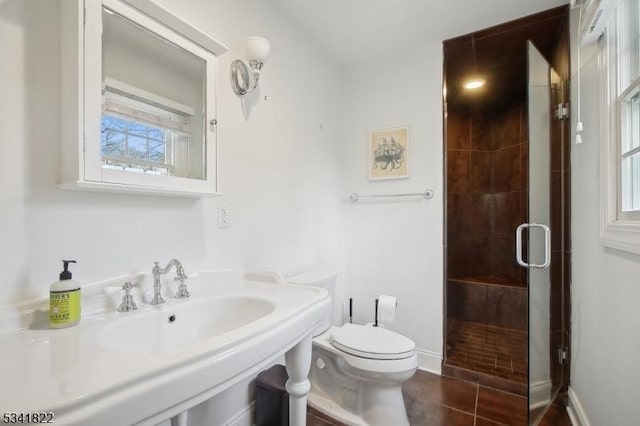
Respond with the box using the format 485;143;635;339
443;6;571;424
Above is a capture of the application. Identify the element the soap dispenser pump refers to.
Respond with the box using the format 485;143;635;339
49;260;81;329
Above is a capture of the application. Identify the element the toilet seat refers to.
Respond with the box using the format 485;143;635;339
329;323;415;360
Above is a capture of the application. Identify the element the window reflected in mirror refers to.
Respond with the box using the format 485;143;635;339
101;6;206;180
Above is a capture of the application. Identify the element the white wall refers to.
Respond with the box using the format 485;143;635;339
1;0;446;422
1;0;344;423
341;45;444;372
0;0;344;306
570;10;640;426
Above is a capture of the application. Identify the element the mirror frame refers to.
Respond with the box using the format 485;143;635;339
60;0;228;197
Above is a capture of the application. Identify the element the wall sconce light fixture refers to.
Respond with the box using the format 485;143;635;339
230;36;271;96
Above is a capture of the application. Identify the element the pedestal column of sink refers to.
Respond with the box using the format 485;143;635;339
285;333;312;426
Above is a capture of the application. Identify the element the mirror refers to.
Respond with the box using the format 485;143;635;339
60;0;227;196
102;7;206;180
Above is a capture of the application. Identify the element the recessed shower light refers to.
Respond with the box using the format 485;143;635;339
464;79;485;90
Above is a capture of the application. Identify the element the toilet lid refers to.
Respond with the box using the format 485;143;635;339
329;324;415;360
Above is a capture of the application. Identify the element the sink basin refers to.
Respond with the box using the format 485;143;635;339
98;296;275;353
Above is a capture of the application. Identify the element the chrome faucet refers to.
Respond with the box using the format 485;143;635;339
151;259;190;305
117;281;138;312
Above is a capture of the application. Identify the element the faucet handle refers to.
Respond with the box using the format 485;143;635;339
122;281;137;292
174;274;190;299
117;282;138;312
175;263;187;279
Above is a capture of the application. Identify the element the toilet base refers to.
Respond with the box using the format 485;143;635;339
308;328;416;426
308;384;412;426
308;390;367;426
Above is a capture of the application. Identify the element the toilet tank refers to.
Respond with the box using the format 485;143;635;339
287;270;337;336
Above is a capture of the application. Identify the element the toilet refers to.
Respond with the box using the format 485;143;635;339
287;271;418;426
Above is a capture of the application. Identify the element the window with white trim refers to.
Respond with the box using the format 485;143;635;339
619;83;640;216
599;0;640;253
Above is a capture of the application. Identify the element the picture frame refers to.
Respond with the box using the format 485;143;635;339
368;123;409;180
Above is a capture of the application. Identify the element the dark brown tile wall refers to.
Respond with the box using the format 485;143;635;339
446;102;528;345
448;150;470;194
447;280;527;330
446;101;527;286
470;152;492;193
493;145;522;193
493;192;522;237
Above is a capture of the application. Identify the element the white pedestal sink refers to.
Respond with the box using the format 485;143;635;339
0;270;330;426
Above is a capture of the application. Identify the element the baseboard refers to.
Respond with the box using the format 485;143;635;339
225;402;254;426
415;348;441;374
529;380;552;410
567;387;591;426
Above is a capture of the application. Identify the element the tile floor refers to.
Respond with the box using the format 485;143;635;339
445;320;527;388
306;369;572;426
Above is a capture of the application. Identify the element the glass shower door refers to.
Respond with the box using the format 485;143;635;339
523;41;559;424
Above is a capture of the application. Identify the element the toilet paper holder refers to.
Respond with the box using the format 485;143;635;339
374;299;379;327
348;296;396;327
373;295;398;327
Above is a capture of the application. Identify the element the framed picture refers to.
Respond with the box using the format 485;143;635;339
369;124;409;180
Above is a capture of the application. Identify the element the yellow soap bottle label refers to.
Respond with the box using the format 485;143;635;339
49;289;81;327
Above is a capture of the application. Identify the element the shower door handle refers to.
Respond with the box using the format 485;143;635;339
516;223;551;269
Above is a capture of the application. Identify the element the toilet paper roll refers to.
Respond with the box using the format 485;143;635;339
377;295;397;324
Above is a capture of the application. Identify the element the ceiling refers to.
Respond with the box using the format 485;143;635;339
272;0;569;67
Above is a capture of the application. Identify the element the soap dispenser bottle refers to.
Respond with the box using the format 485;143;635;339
49;260;81;329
